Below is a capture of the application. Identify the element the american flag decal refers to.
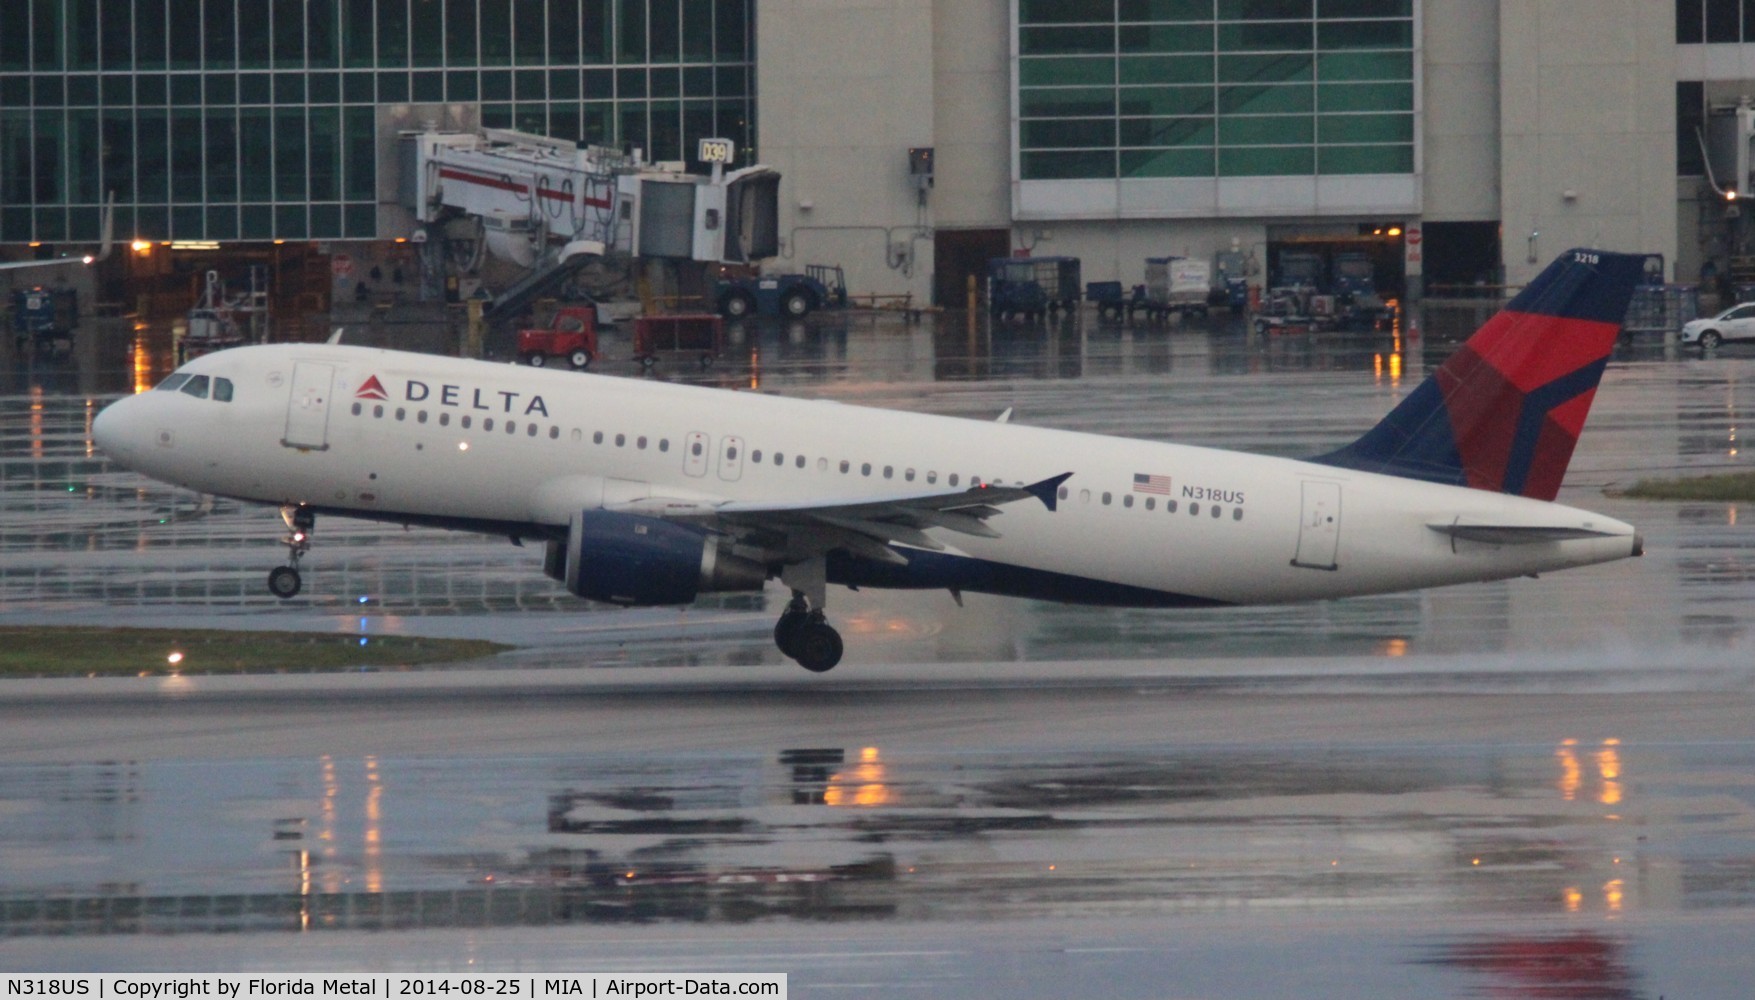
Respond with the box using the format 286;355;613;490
1133;473;1171;495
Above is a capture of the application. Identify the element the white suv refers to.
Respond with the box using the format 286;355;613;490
1680;303;1755;348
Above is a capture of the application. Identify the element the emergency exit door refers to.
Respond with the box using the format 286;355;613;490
282;362;335;450
1292;481;1342;571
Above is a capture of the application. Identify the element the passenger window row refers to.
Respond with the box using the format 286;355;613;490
347;402;997;489
1058;484;1245;522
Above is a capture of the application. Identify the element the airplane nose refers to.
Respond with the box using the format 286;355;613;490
92;397;134;461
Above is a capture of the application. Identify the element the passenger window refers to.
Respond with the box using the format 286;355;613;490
549;426;560;439
461;416;472;429
1211;504;1222;518
727;445;738;460
154;374;192;392
1145;497;1154;511
374;405;384;418
213;377;234;402
927;471;937;484
1166;499;1177;512
753;450;764;463
688;439;699;454
861;463;872;476
660;439;670;452
351;402;362;416
507;421;518;434
180;375;210;399
1057;487;1068;500
1189;502;1200;516
883;466;893;479
1233;507;1244;521
418;410;428;424
637;436;647;449
949;474;959;486
597;431;607;445
526;423;537;437
396;407;406;421
840;460;850;474
440;413;451;427
1101;492;1111;505
483;418;494;431
776;453;785;466
905;469;915;482
616;434;625;447
1123;495;1133;508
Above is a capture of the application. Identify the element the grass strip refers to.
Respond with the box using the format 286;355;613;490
1614;470;1755;502
0;626;510;678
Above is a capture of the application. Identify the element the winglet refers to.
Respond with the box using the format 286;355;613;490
1024;472;1074;512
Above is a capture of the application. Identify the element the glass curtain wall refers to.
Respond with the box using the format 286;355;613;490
0;0;755;243
1017;0;1415;182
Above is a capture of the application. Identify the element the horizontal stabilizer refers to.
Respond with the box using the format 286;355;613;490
1427;523;1619;545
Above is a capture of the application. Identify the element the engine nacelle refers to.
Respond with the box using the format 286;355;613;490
555;510;767;606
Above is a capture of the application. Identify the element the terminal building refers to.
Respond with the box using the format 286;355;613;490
0;1;1743;309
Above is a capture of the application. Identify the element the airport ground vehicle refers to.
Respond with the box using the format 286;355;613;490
1212;250;1251;310
714;265;846;319
1679;302;1755;348
633;313;723;367
989;256;1081;321
9;286;77;357
1142;257;1212;321
518;306;600;369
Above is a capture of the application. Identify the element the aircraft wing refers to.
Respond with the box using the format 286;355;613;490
618;472;1072;565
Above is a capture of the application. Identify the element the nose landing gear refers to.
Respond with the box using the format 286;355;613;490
268;505;315;599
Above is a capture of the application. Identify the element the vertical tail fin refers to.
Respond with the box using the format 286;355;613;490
1313;249;1648;501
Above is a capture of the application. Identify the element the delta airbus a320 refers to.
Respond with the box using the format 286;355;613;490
93;249;1647;672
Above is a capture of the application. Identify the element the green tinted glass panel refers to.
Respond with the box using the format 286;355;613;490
309;106;341;200
1318;113;1411;143
311;202;340;238
1218;145;1313;175
1217;0;1310;16
275;203;307;239
171;205;200;238
274;109;306;201
1218;53;1312;82
206;111;237;200
650;0;679;60
480;2;511;65
552;0;582;63
1022;26;1116;55
1120;116;1213;146
1;0;27;70
1022;149;1116;179
1317;19;1412;50
1118;86;1214;116
1118;0;1214;21
345;203;373;237
1219;83;1311;113
1317;0;1409;14
207;205;238;240
1121;147;1214;176
1218;114;1313;144
1317;82;1412;111
515;0;544;61
447;1;477;64
240;110;270;199
1118;55;1213;84
33;207;66;240
1315;50;1411;80
412;1;443;66
1020;0;1117;24
1216;20;1312;52
1318;143;1412;173
448;71;479;101
171;109;201;200
1019;57;1116;87
1022;88;1118;117
241;204;271;238
713;0;745;59
1021;119;1117;149
1118;24;1213;53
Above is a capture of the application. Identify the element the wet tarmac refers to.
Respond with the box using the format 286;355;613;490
2;310;1754;995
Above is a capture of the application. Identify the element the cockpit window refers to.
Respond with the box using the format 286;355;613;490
154;373;192;392
179;374;211;399
213;377;234;402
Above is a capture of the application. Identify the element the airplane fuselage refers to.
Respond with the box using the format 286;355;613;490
95;342;1640;610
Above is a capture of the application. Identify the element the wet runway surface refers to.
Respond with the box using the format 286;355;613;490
3;312;1755;995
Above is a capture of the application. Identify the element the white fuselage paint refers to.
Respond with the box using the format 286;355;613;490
94;343;1640;607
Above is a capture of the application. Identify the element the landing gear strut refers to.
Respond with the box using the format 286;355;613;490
268;505;314;599
774;588;842;673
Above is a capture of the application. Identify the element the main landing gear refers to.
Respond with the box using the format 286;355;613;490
773;590;843;673
268;505;314;599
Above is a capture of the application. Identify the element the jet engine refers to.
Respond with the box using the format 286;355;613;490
543;510;767;606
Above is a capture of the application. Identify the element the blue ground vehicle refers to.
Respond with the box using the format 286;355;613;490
989;256;1081;321
1212;250;1251;310
714;264;847;319
9;286;78;357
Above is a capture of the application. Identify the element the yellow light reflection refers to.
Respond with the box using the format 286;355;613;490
29;387;44;461
1383;638;1408;657
1604;878;1624;912
132;332;152;395
365;756;383;893
1373;353;1383;383
1564;886;1582;913
823;747;891;807
1557;742;1581;802
85;399;96;458
1388;352;1402;386
1596;741;1622;806
298;848;312;931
